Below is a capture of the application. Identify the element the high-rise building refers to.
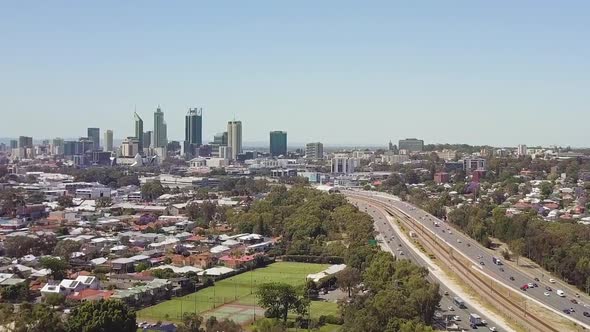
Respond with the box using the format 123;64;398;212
269;131;287;157
121;137;140;157
87;128;100;151
185;108;203;146
184;108;203;157
305;142;324;160
227;120;242;161
398;138;424;152
153;107;167;148
51;138;65;155
143;131;152;149
104;130;114;152
213;132;228;146
79;137;94;154
9;140;18;149
63;141;79;156
517;144;527;157
18;136;33;149
134;112;144;152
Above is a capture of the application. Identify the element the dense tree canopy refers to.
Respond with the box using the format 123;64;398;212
65;300;136;332
341;252;440;332
228;186;376;265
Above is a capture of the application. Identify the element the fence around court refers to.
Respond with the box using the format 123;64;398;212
137;263;319;322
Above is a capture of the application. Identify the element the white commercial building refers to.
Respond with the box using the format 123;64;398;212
331;157;358;174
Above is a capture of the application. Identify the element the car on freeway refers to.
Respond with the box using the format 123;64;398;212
489;327;497;332
499;268;504;272
448;306;454;311
545;286;552;291
544;292;550;296
527;283;534;288
563;309;571;314
534;277;540;282
549;278;556;283
520;285;528;291
457;239;462;243
571;299;578;304
444;291;449;296
453;315;461;321
583;311;590;317
509;276;515;281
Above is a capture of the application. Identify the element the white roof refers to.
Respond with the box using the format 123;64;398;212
59;279;80;289
198;266;234;276
237;234;263;241
129;255;150;261
221;239;240;247
110;245;128;251
41;283;63;294
151;265;203;274
210;245;231;254
148;237;179;248
75;276;96;285
306;264;347;282
90;257;108;265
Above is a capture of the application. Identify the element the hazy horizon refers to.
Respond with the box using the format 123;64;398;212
1;2;589;147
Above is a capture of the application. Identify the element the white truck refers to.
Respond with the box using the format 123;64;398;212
557;289;565;297
469;313;482;326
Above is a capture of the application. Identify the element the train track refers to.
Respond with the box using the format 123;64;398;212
349;193;561;332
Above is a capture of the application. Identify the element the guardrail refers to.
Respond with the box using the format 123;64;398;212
349;194;562;332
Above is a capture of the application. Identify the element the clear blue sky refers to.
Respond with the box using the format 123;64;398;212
1;1;588;147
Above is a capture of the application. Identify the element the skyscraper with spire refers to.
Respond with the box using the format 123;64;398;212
134;112;144;152
153;106;167;148
184;108;203;157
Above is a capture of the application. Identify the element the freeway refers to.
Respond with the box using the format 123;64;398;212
351;198;503;331
346;190;590;329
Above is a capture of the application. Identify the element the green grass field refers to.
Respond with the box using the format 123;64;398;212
137;262;329;322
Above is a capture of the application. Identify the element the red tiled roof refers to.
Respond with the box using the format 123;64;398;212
67;289;114;301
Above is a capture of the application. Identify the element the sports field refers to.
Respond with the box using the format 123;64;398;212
137;262;329;323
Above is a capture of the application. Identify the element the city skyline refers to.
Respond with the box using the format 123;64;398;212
1;2;589;146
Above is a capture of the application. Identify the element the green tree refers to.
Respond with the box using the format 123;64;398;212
65;300;136;332
539;182;553;198
510;238;525;266
57;195;74;208
141;180;165;201
96;197;112;208
336;267;361;297
256;282;308;323
13;303;65;332
40;257;68;280
0;281;29;302
53;239;82;261
252;319;285;332
177;312;203;332
44;293;66;307
205;316;243;332
135;262;149;273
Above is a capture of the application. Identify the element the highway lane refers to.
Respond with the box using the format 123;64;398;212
347;190;590;329
352;198;502;331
